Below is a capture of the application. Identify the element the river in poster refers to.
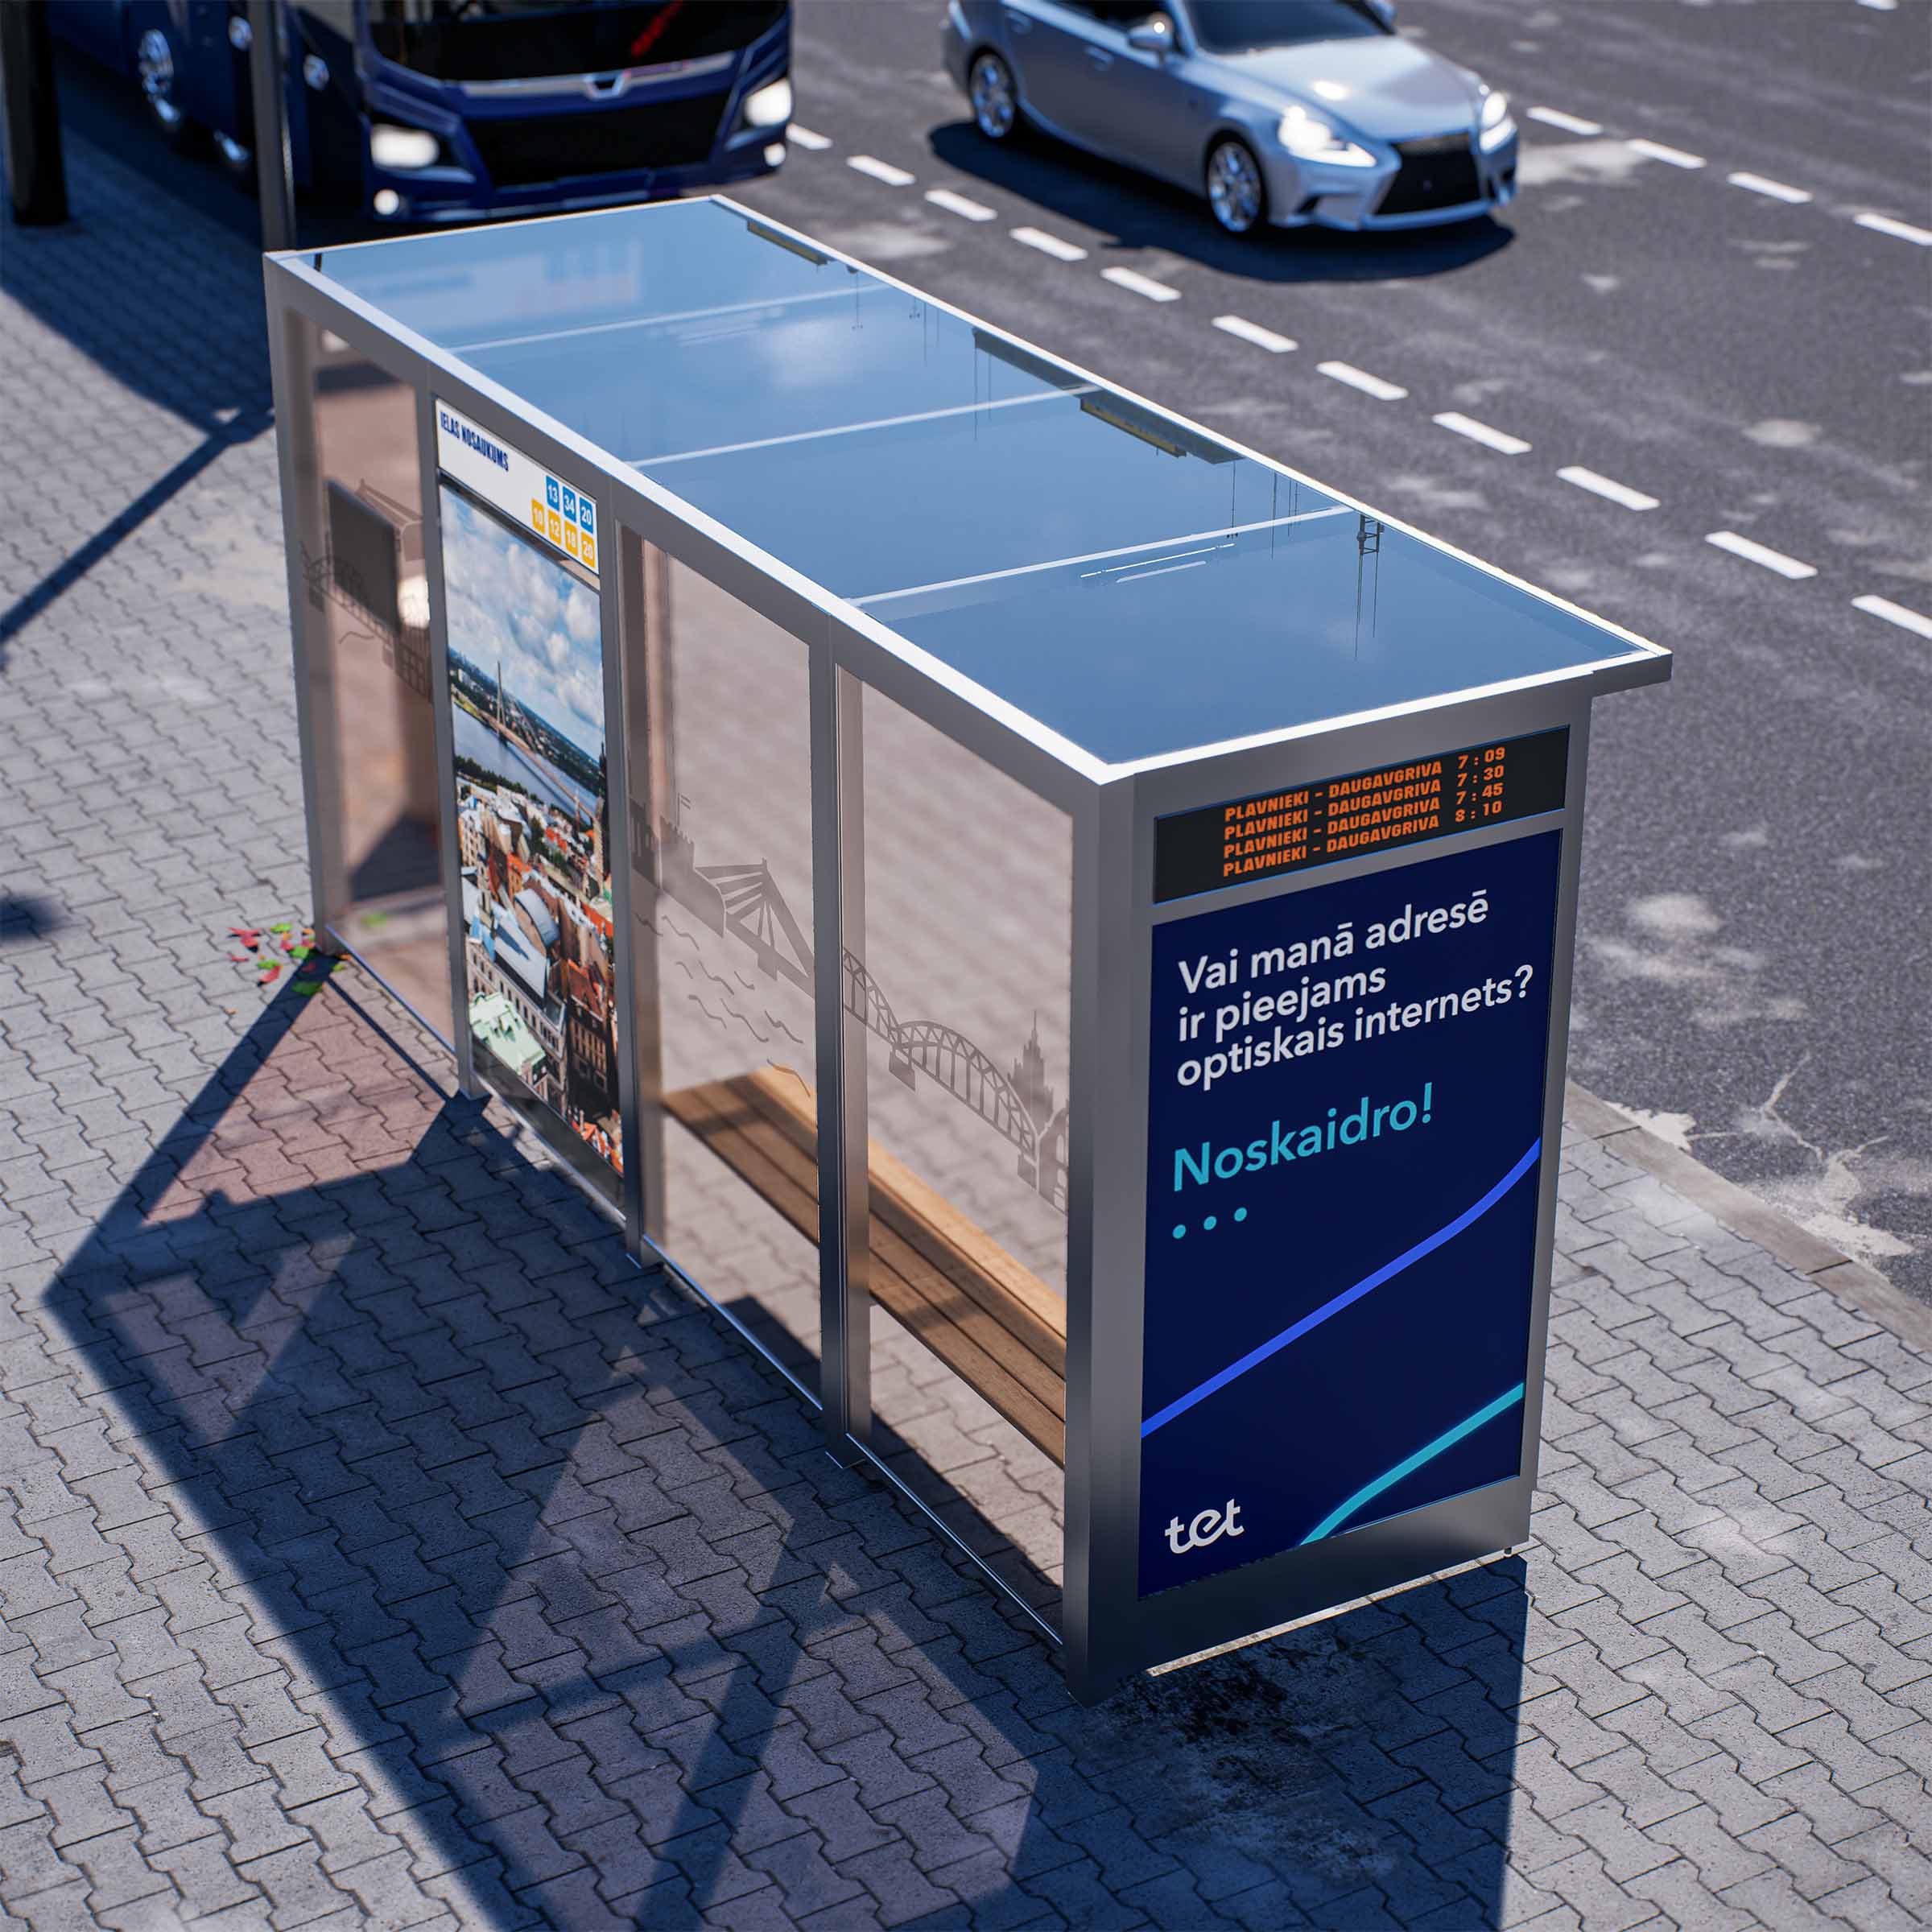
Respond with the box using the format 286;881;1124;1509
1138;830;1562;1596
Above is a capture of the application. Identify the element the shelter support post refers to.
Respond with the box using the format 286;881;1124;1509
247;0;295;253
1;0;68;227
811;655;871;1461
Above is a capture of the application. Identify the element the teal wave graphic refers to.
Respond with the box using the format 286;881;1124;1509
1300;1381;1527;1545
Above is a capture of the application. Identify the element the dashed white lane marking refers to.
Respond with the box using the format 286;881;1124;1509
1856;212;1932;246
1628;138;1706;169
925;188;996;222
1212;314;1296;353
1707;530;1818;579
1012;225;1088;262
848;155;914;186
1317;361;1407;401
1558;465;1659;510
1102;266;1181;302
1433;412;1531;456
1853;593;1932;638
1728;171;1813;205
1856;0;1898;12
1528;106;1603;136
788;125;832;151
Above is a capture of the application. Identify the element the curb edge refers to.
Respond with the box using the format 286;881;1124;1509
1566;1080;1930;1356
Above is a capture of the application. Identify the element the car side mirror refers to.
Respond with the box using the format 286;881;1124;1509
1127;16;1175;55
1362;0;1397;26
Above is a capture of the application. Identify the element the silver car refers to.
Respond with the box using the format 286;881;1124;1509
940;0;1518;235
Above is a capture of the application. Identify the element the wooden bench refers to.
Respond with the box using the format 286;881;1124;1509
663;1065;1067;1463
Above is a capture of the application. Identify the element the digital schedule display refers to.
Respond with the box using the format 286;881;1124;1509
1154;727;1569;903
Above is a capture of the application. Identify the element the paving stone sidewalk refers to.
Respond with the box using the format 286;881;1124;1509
4;115;1932;1932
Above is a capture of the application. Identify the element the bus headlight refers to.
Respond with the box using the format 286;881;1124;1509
741;77;793;130
370;124;440;171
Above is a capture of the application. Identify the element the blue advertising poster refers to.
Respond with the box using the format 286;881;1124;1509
1138;830;1562;1596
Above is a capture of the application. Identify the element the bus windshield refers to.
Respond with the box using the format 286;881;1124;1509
365;2;787;83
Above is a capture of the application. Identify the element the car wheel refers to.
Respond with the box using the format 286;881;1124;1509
969;51;1019;142
1205;136;1266;236
135;27;194;145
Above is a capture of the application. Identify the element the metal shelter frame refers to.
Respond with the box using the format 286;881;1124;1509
266;198;1670;1701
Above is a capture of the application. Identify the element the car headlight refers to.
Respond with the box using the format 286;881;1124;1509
370;124;440;170
1478;89;1515;151
741;76;793;129
1277;105;1376;167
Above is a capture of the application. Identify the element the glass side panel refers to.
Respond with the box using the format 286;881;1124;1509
315;198;1653;766
283;315;452;1034
621;534;820;1383
855;683;1073;1624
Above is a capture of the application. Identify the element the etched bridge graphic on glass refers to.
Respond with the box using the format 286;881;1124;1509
648;821;1068;1208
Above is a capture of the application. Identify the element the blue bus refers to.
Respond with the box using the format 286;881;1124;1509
49;1;793;222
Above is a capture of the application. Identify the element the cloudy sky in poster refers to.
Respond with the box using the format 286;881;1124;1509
440;488;604;760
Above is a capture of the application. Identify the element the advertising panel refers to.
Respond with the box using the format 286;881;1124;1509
436;465;621;1179
436;398;598;578
1138;824;1563;1596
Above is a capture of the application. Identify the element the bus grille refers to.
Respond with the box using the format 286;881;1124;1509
467;93;728;188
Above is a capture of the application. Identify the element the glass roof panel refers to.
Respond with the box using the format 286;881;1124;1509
315;198;1653;766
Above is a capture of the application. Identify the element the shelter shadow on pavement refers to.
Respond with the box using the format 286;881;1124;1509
34;959;1525;1928
926;118;1513;285
0;65;281;659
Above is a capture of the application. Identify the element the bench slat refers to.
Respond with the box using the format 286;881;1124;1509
663;1069;1067;1463
737;1066;1067;1365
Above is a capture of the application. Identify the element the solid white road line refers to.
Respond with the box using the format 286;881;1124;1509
1527;106;1603;136
1852;593;1932;638
925;188;996;222
787;125;832;151
454;287;854;354
1318;361;1407;401
1212;314;1296;353
1558;465;1659;510
1012;225;1088;262
1728;171;1813;205
1706;530;1818;579
1856;212;1932;246
1115;559;1211;584
1102;266;1181;302
848;155;914;186
856;507;1351;606
634;388;1090;468
1433;412;1531;456
1628;138;1706;169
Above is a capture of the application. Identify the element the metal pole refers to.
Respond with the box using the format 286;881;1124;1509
1;1;69;226
247;0;295;252
810;654;872;1461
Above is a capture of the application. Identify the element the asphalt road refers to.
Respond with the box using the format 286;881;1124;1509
717;0;1932;1299
44;1;1932;1298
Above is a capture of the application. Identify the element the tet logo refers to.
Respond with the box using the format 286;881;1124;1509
1165;1497;1244;1556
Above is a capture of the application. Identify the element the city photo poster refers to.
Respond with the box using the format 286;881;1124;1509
437;481;622;1176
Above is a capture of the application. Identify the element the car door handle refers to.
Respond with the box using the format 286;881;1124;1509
1086;47;1113;69
1002;8;1031;31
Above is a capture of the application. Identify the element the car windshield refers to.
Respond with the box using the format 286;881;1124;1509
365;1;785;82
1183;1;1389;54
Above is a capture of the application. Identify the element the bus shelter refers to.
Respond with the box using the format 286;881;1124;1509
265;198;1670;1701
